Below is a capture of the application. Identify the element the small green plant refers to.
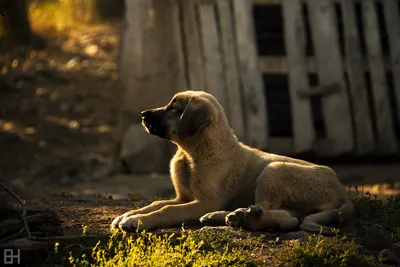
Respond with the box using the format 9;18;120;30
65;230;259;267
82;225;88;237
352;190;400;232
275;230;374;267
391;227;400;242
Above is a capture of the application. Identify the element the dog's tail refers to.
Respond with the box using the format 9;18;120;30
300;198;354;235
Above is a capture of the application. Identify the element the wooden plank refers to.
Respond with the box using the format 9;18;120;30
181;0;206;90
253;0;281;4
233;0;268;149
252;0;382;4
215;0;246;142
258;56;393;74
282;0;315;153
198;1;227;109
340;0;375;155
382;0;400;128
268;137;334;157
362;0;397;154
268;137;295;155
172;0;188;89
307;0;354;155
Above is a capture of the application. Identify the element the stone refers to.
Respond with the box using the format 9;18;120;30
85;44;99;56
283;231;310;242
360;224;393;251
119;124;172;174
379;249;400;265
394;242;400;260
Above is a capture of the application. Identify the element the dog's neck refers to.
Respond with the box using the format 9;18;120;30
178;124;240;161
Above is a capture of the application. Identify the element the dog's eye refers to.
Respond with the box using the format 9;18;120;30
167;104;178;112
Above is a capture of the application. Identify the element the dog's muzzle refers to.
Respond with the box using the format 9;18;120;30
141;110;169;139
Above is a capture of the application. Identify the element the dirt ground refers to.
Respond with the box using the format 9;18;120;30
1;23;400;240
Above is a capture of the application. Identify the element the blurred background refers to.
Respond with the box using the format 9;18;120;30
0;0;399;220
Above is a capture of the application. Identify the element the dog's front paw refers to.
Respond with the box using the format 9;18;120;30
110;215;125;231
118;215;145;232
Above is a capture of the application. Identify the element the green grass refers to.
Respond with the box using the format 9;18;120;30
274;230;375;267
48;188;400;267
64;230;260;267
28;0;98;32
350;187;400;242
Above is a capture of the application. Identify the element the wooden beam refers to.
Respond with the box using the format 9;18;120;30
382;0;400;129
233;0;268;149
340;0;375;155
215;0;247;142
297;83;342;98
282;0;315;153
253;0;282;4
362;0;397;154
252;0;381;4
258;56;393;74
307;0;354;155
267;137;338;157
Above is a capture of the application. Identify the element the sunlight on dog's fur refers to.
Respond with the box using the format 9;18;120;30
111;90;353;235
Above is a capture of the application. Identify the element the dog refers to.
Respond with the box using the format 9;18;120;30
111;90;353;234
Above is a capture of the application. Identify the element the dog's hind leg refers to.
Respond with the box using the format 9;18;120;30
300;198;354;235
225;163;300;231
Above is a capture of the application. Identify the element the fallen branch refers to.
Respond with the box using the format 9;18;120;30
0;182;32;238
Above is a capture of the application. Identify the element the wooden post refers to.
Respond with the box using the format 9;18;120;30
382;0;400;129
118;0;185;173
340;0;375;155
216;0;246;142
232;0;268;149
307;0;354;156
181;0;206;90
362;0;397;154
282;0;315;153
198;2;227;109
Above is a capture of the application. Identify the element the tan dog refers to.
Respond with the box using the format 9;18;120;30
111;90;353;234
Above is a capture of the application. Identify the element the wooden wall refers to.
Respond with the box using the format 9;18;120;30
120;0;400;168
252;0;400;157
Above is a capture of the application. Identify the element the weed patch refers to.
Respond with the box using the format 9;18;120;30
60;230;261;267
275;230;375;267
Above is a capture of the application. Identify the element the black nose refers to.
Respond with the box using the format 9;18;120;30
141;110;150;119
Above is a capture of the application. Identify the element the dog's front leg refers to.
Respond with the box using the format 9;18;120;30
111;199;184;230
118;200;217;232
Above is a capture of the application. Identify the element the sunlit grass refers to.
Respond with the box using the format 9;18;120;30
64;230;261;267
275;230;375;267
28;0;95;32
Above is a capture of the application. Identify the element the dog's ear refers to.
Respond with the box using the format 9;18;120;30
178;97;212;139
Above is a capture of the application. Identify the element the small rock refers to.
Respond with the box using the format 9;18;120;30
66;58;77;69
379;249;400;265
361;224;393;251
68;120;80;129
284;230;310;242
355;245;365;253
394;242;400;260
119;124;171;174
85;44;99;56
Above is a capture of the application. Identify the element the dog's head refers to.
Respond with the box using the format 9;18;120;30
141;91;223;142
